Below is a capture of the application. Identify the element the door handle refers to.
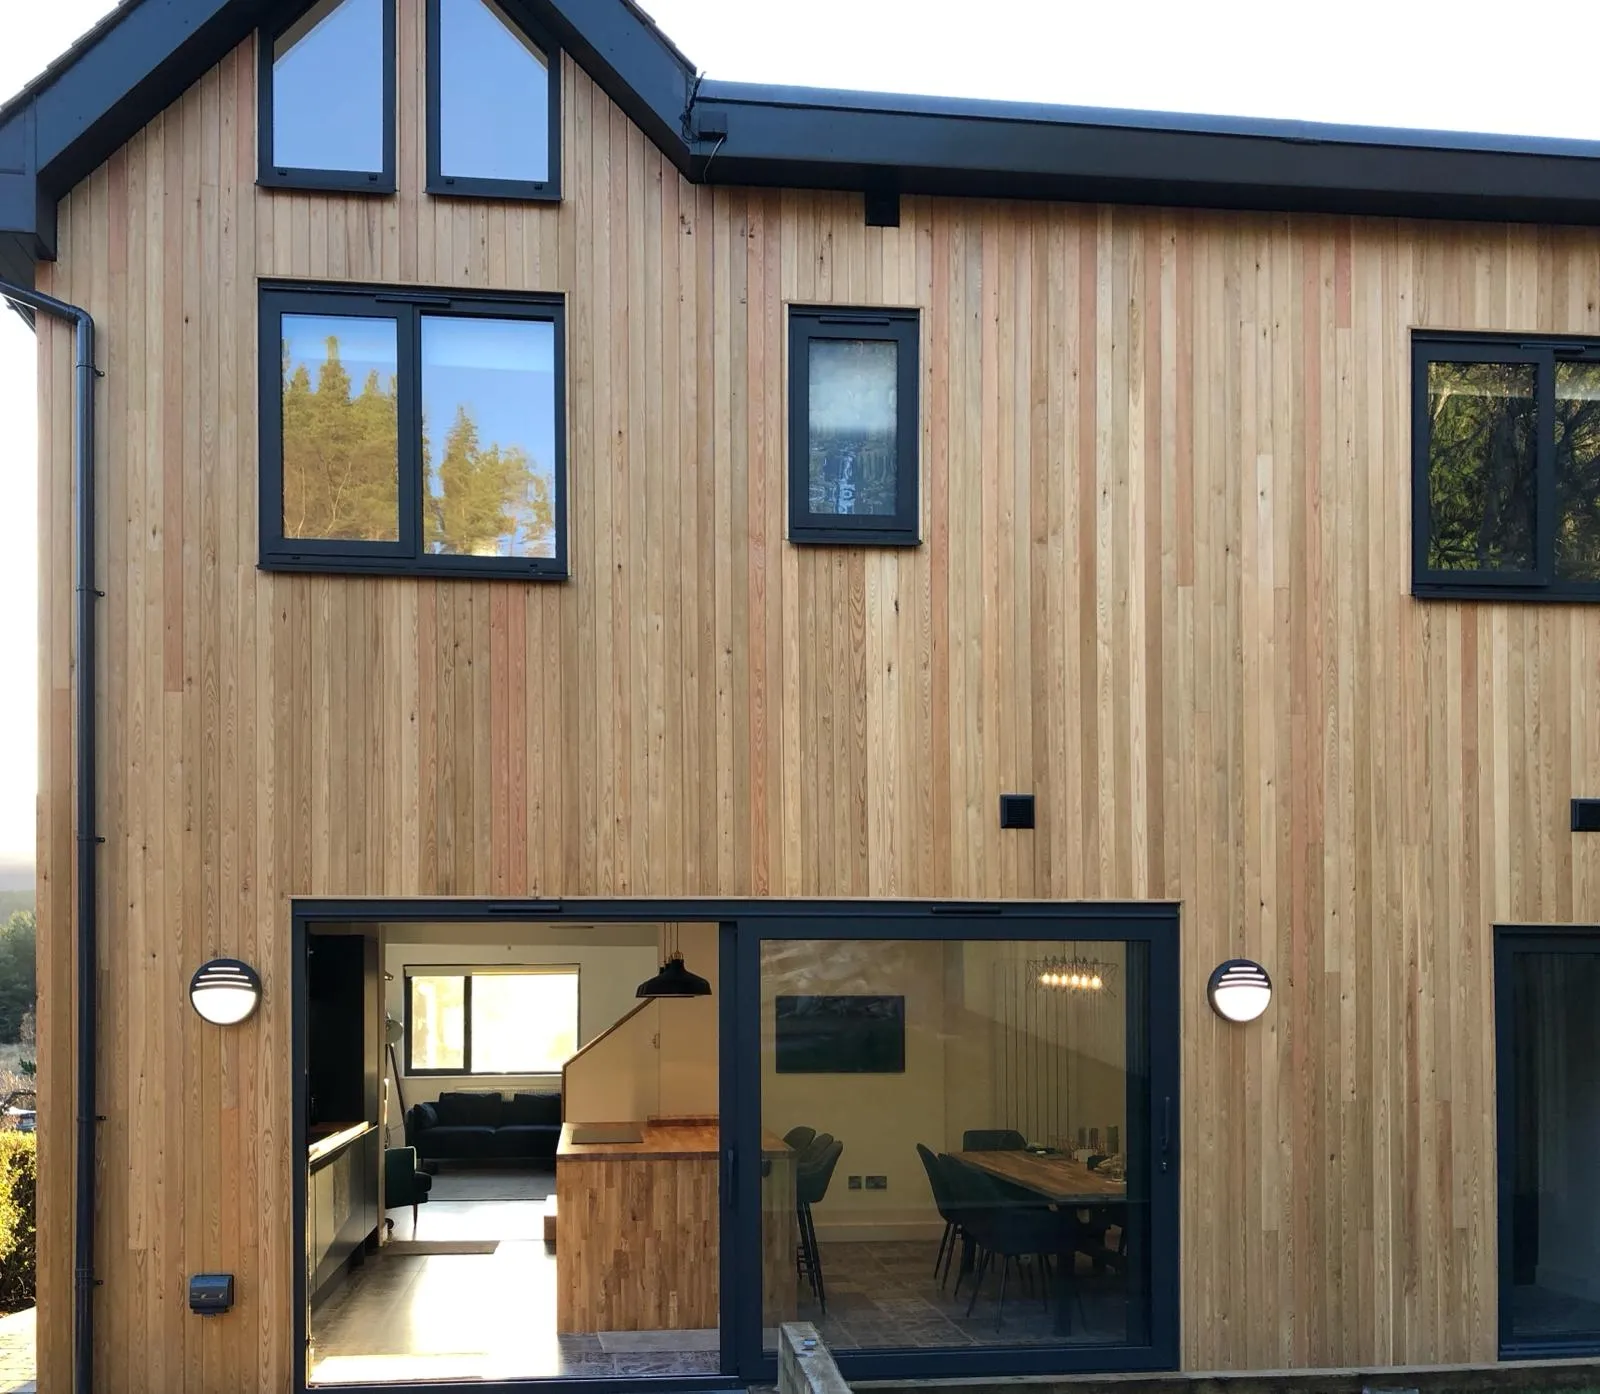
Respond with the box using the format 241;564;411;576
1160;1096;1172;1172
723;1146;737;1208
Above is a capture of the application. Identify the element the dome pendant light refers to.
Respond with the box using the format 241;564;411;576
637;923;712;999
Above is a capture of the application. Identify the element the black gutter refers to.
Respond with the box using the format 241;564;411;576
0;279;99;1394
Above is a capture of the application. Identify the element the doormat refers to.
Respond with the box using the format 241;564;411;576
383;1239;499;1256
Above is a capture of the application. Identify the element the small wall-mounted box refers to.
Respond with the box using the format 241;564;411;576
999;794;1036;830
188;1273;234;1316
1574;799;1600;832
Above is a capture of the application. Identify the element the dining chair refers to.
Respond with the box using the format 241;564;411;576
915;1143;964;1289
783;1125;816;1152
795;1139;844;1313
961;1128;1027;1151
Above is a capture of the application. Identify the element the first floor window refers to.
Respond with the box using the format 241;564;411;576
788;306;921;545
406;967;580;1074
1414;333;1600;598
260;282;567;577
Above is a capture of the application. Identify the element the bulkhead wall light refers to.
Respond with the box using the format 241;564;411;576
189;959;263;1025
1207;959;1271;1023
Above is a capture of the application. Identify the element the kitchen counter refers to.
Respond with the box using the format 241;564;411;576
555;1119;796;1333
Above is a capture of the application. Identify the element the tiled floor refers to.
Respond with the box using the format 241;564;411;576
309;1179;720;1384
790;1238;1136;1351
1509;1283;1600;1339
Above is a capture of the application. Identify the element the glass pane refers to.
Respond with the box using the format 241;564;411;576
1506;951;1600;1343
421;317;559;558
280;314;400;542
438;0;550;184
760;938;1151;1353
272;0;386;174
471;973;579;1073
1555;362;1600;582
807;339;899;517
1425;360;1538;573
408;975;465;1071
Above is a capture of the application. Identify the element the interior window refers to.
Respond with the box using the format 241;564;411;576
405;969;579;1074
264;0;394;188
429;0;560;197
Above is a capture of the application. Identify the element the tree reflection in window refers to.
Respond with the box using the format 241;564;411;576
280;320;555;556
1425;360;1538;573
1555;362;1600;582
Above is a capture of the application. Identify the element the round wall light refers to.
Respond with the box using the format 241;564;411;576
189;959;263;1025
1207;959;1272;1023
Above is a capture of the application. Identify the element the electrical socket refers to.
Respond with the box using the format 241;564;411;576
865;1175;888;1190
847;1175;862;1190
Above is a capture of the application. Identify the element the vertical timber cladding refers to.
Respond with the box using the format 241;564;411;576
26;0;1600;1386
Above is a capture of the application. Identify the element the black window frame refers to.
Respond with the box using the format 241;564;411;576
425;0;563;202
259;280;569;580
257;0;398;195
402;965;581;1077
788;306;921;546
1413;331;1600;601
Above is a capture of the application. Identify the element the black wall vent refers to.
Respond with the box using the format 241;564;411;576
999;794;1035;830
1573;799;1600;832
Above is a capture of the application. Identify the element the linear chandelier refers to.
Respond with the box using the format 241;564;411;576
1028;954;1118;995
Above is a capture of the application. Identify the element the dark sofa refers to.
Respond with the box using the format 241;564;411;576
407;1090;563;1164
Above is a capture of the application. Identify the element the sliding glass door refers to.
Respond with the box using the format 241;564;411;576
724;910;1179;1384
1496;927;1600;1357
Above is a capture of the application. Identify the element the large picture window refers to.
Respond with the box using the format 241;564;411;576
788;306;921;545
259;0;396;192
405;967;579;1075
1413;333;1600;599
259;283;567;577
426;0;561;200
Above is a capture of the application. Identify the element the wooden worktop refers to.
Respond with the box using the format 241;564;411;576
557;1121;789;1161
307;1120;374;1167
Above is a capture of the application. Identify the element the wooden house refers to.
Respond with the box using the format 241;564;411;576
4;0;1600;1390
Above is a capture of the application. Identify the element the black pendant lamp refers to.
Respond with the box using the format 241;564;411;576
637;924;712;999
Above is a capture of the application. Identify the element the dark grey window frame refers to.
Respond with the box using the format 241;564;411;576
258;280;569;580
257;0;398;194
425;0;563;202
1413;331;1600;601
788;306;921;546
402;965;580;1077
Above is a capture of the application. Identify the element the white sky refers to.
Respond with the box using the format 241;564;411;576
1;0;1598;868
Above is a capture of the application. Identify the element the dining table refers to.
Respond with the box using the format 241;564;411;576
951;1149;1127;1334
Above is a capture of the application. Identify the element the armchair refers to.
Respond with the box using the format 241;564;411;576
384;1145;432;1237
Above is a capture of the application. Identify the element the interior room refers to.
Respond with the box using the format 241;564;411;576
302;918;726;1385
1507;948;1600;1343
759;936;1150;1354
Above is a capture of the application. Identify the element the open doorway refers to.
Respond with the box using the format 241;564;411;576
300;918;724;1385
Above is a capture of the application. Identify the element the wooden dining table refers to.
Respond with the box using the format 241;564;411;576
951;1149;1126;1334
952;1149;1126;1205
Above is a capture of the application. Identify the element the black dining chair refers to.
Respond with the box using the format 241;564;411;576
944;1156;1065;1330
795;1138;843;1313
915;1143;966;1289
962;1128;1028;1151
783;1125;816;1152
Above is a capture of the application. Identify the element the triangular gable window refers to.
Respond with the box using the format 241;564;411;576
260;0;397;192
427;0;561;200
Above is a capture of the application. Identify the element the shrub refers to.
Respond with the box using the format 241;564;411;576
0;1130;36;1313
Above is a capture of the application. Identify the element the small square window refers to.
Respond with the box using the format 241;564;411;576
788;307;920;546
259;0;396;193
427;0;561;201
1413;334;1600;600
260;283;567;578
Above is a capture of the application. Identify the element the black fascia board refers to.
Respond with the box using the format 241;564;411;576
691;81;1600;226
518;0;695;175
